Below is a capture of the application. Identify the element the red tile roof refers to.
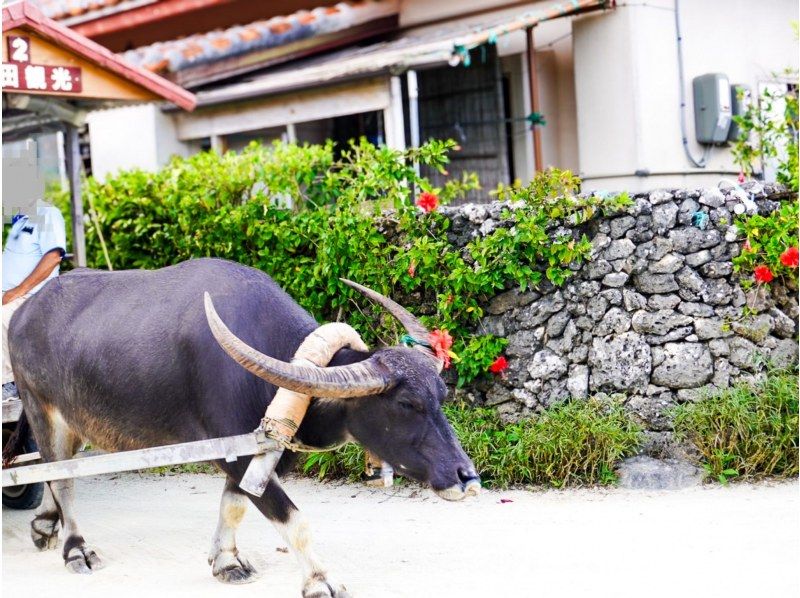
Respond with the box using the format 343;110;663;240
3;1;196;110
119;0;397;75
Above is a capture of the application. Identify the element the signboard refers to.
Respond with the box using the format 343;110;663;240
2;35;82;93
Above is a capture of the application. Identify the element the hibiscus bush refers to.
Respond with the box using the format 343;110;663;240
731;55;799;288
733;200;799;289
69;139;630;386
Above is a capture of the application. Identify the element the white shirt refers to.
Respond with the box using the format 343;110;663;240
2;202;67;294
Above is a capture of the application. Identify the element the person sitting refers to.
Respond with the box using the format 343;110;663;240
2;199;67;400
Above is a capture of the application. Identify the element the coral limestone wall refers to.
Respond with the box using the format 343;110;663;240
439;184;797;444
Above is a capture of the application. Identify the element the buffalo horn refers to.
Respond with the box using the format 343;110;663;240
339;279;443;369
204;292;395;398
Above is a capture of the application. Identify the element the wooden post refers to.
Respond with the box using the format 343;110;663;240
384;75;406;151
526;26;543;173
407;70;421;178
64;124;86;267
210;134;227;154
285;122;297;143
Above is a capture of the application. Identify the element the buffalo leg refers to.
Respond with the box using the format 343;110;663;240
49;476;104;574
30;483;60;550
25;403;103;574
248;476;349;598
208;477;257;584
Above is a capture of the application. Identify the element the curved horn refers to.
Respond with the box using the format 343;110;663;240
339;279;430;342
204;293;395;398
339;279;444;372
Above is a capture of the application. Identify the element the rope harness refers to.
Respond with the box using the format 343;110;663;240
259;418;348;453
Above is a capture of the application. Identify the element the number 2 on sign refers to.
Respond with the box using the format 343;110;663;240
10;37;29;63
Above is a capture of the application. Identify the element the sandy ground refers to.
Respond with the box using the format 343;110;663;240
2;473;798;598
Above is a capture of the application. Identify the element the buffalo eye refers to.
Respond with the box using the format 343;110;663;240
398;399;422;413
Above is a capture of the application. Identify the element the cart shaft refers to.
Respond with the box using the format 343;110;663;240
2;432;271;487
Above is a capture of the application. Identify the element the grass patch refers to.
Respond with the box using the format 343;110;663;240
300;444;366;482
299;398;644;488
672;370;799;483
446;399;643;488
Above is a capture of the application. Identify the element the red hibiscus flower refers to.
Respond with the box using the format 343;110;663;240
780;246;799;268
416;191;439;213
488;356;509;374
429;329;454;369
753;265;774;284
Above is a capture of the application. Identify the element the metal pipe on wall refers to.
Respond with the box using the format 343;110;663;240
525;26;543;173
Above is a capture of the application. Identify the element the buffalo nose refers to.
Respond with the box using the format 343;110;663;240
458;466;479;484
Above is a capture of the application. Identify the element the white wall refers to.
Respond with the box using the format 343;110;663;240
574;0;799;192
87;104;190;181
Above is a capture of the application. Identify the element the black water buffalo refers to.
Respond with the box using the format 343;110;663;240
7;258;480;596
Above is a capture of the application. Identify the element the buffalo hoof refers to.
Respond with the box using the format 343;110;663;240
302;574;351;598
212;552;258;585
64;546;104;574
30;516;60;551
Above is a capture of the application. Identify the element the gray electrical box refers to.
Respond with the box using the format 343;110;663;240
727;84;751;142
693;73;732;144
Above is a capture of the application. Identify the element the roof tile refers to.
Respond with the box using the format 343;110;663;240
119;1;398;74
31;0;144;21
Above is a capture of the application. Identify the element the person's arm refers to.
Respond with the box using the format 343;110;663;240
2;249;62;305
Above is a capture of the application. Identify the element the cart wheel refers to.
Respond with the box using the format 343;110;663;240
2;425;44;510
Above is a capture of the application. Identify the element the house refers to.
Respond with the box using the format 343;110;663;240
31;0;800;194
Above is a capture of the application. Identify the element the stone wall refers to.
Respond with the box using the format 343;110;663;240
432;183;797;456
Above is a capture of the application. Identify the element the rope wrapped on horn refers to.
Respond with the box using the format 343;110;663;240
262;322;369;441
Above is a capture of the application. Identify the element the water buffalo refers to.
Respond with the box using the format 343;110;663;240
6;258;480;596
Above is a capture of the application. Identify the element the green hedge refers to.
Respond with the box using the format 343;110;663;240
67;139;629;386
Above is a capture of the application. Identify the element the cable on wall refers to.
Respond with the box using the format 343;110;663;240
674;0;710;168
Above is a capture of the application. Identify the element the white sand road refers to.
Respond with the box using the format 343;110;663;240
2;473;798;598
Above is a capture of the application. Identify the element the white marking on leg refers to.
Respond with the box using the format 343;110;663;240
209;480;256;583
36;482;57;516
276;508;325;580
47;409;83;539
50;479;80;540
269;478;326;582
209;482;248;564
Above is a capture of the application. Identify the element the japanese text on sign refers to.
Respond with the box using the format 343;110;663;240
2;35;83;93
